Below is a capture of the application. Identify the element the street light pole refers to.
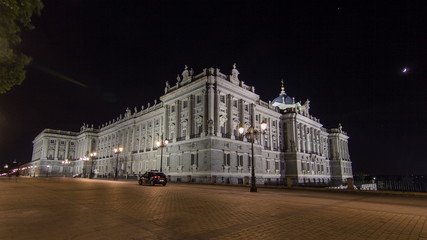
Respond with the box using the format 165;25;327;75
113;147;123;180
156;136;169;172
89;152;97;179
61;159;71;177
46;165;51;178
239;121;267;192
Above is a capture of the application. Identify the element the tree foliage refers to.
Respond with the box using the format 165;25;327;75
0;0;43;94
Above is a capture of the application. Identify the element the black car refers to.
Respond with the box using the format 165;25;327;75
138;171;167;186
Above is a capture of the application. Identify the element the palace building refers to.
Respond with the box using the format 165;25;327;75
28;65;352;185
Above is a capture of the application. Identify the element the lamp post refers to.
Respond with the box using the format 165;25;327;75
113;147;123;180
46;165;51;178
238;121;267;192
80;156;89;177
155;136;169;172
61;159;71;177
89;152;97;179
4;164;8;176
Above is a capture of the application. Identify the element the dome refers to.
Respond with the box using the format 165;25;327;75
272;91;293;105
271;80;295;110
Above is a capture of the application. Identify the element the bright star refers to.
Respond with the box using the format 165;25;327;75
402;68;408;73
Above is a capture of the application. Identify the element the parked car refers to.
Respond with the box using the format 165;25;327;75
72;173;82;178
138;171;167;186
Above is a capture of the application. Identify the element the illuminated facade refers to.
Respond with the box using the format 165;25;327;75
29;65;352;184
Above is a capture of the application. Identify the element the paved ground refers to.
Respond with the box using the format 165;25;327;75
1;177;427;240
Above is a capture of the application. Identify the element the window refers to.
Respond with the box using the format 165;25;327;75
191;154;198;166
275;162;279;170
220;95;225;103
183;101;188;108
233;100;238;108
238;155;243;166
223;153;230;166
60;141;65;145
245;104;249;112
248;156;252;167
156;119;159;125
171;106;175;113
266;160;270;170
50;140;55;144
196;95;202;104
167;157;170;167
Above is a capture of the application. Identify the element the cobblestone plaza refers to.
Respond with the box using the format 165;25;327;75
1;177;426;240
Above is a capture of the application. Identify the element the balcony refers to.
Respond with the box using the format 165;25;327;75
190;133;200;139
176;136;186;142
221;133;231;138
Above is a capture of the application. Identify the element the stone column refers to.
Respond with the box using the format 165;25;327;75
187;95;193;139
164;105;169;140
65;141;69;160
268;117;273;150
175;100;180;141
214;87;220;136
206;80;215;134
54;139;59;160
227;94;233;139
42;139;48;160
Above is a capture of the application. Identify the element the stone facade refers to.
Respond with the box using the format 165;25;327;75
29;65;352;184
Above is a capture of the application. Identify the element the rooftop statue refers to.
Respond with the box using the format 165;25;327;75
231;63;239;82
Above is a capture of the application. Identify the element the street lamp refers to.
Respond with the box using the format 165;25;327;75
238;121;267;192
113;147;123;180
155;136;169;172
61;159;71;177
46;165;51;178
89;152;97;179
80;156;89;177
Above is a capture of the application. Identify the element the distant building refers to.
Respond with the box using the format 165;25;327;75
28;65;352;184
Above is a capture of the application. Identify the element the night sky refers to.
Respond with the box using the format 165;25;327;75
1;0;426;175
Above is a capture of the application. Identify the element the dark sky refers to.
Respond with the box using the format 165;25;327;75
1;0;426;175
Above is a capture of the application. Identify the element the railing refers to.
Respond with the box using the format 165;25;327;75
176;136;186;142
190;133;201;139
221;133;231;138
354;179;427;193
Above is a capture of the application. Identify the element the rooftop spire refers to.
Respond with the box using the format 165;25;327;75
281;79;285;92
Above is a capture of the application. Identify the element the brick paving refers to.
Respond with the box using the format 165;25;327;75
0;177;427;240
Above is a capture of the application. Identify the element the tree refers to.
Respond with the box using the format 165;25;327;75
0;0;43;94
